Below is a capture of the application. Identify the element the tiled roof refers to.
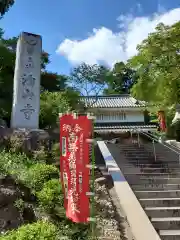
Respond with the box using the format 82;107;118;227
81;94;146;108
94;122;157;132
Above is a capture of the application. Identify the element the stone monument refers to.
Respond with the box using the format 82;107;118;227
11;32;42;129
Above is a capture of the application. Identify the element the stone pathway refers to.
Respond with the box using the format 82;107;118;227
94;168;134;240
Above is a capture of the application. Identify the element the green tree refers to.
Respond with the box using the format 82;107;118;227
39;91;71;128
70;62;108;97
129;22;180;111
104;62;137;94
60;87;81;110
41;72;68;92
0;30;16;121
0;0;14;17
128;22;180;136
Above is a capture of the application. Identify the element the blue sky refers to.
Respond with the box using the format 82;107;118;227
1;0;180;75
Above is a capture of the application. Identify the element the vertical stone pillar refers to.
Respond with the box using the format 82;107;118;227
11;32;42;129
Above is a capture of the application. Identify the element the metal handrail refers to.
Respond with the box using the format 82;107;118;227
145;131;180;153
141;131;180;155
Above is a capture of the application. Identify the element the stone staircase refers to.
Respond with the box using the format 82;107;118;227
118;142;180;240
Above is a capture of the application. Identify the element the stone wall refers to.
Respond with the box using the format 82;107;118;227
0;127;52;152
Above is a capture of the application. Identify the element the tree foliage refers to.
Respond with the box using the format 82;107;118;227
103;61;137;94
0;0;14;17
41;72;68;92
128;22;180;112
39;91;71;128
70;62;109;96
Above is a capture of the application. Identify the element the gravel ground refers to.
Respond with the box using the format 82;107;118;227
93;168;134;240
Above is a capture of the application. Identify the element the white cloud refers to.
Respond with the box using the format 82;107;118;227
56;8;180;67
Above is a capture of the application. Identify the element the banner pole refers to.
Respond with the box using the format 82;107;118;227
87;112;96;239
91;117;95;239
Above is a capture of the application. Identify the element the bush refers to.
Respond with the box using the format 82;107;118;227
32;146;48;163
51;142;60;164
0;221;63;240
0;151;59;191
14;198;25;214
37;179;64;212
0;151;31;178
1;133;24;153
24;163;59;191
40;91;70;129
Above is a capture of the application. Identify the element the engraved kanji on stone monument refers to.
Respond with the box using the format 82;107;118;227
21;73;36;99
20;104;35;120
25;34;38;55
25;56;34;70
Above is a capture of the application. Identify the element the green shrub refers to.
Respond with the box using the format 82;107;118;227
51;143;60;159
24;163;59;191
37;179;64;212
32;146;48;163
57;219;91;240
2;133;24;153
0;151;59;191
0;221;63;240
14;198;25;214
0;151;30;178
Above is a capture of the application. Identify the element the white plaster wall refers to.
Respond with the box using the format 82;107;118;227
95;110;144;123
126;111;144;122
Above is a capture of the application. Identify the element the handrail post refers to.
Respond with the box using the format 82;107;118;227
130;130;133;143
152;140;157;162
137;130;140;147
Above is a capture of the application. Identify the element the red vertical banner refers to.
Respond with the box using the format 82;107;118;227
158;111;166;132
60;113;92;223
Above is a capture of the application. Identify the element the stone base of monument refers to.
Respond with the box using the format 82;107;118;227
0;127;51;152
15;128;50;151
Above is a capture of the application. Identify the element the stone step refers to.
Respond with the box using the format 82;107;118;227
126;163;178;167
135;190;180;198
122;147;151;149
151;217;180;230
123;168;180;173
121;146;149;149
145;207;180;218
159;230;180;240
124;154;154;157
131;184;180;191
127;160;178;164
139;198;180;207
123;152;158;155
124;153;154;156
122;164;180;168
124;154;160;157
122;148;152;151
127;177;180;184
124;173;180;176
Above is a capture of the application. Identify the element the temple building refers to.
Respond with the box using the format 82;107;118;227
81;94;157;136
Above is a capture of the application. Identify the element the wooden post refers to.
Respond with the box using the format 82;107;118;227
87;112;96;238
